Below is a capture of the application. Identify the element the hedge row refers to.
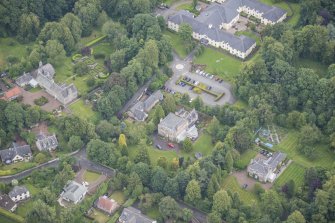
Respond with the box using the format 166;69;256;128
0;208;24;223
85;35;107;47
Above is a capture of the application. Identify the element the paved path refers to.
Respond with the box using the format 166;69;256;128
165;53;236;106
0;148;115;184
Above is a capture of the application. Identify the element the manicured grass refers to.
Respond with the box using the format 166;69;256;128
0;38;33;67
83;170;101;183
176;3;193;11
0;162;37;176
69;99;100;123
93;43;115;57
235;149;258;169
28;86;42;93
128;145;181;166
222;175;258;205
16;199;34;218
194;47;243;82
235;31;261;46
0;215;18;223
287;3;301;26
145;207;161;220
25;184;39;196
110;191;126;205
163;0;178;6
90;209;110;223
275;162;305;188
193;133;214;157
273;131;335;169
79;29;103;46
294;58;328;76
163;31;189;59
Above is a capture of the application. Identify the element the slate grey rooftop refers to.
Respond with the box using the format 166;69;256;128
61;181;87;203
9;186;29;198
159;113;187;131
119;207;155;223
0;143;32;164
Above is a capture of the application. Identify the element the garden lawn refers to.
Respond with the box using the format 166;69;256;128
28;86;42;93
222;175;258;205
193;133;213;156
145;207;161;220
90;209;110;223
83;170;101;183
69;99;100;123
128;145;181;166
176;3;193;11
0;215;17;223
16;199;34;218
294;58;328;77
235;149;258;169
0;38;33;67
0;162;36;176
273;131;335;169
109;191;126;205
275;162;305;187
193;47;243;82
163;31;188;59
93;43;115;57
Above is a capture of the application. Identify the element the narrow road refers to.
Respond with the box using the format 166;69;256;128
0;148;115;184
117;76;155;118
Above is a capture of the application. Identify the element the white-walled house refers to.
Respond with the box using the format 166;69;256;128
167;0;286;58
168;11;256;59
9;186;30;202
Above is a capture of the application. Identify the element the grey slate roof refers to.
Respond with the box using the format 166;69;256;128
129;91;163;121
0;194;16;211
197;3;238;26
31;63;55;79
16;73;33;86
61;181;87;203
9;186;29;198
266;152;287;169
248;158;269;178
159;113;187;131
36;133;58;151
168;11;256;53
0;143;32;164
119;207;156;223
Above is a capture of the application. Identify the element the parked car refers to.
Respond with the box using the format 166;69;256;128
156;144;162;150
210;75;214;79
168;143;175;148
196;69;200;74
242;184;248;189
219;79;223;83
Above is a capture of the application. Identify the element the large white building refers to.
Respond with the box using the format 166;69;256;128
168;0;287;59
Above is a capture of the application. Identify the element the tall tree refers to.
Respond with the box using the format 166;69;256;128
18;13;40;42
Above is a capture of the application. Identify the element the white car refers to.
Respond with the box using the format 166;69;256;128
195;81;199;86
199;71;204;75
210;75;214;79
196;69;200;74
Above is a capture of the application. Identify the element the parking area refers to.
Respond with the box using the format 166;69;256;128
165;54;235;106
232;170;273;191
152;132;181;152
21;88;62;112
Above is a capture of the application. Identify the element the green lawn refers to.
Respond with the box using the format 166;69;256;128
222;176;258;205
273;131;335;169
163;31;189;59
294;58;328;76
235;149;258;169
90;209;110;223
69;99;100;123
235;31;261;46
0;162;37;176
275;162;305;187
145;207;161;220
28;86;42;93
0;38;33;67
193;133;213;157
16;199;34;218
194;47;243;82
0;215;17;223
176;3;193;11
83;170;101;183
163;0;178;6
93;42;115;57
109;191;126;205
